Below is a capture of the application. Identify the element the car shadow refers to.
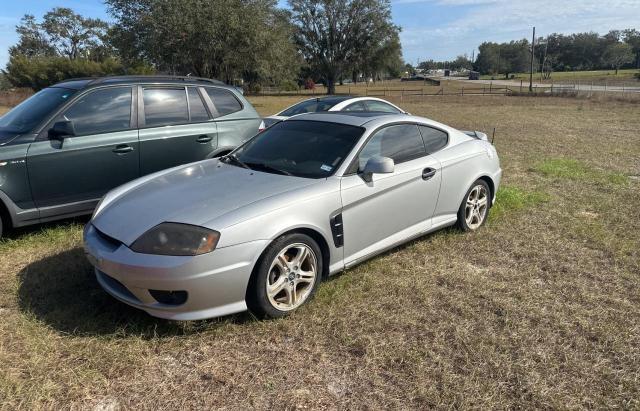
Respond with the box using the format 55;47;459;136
17;247;254;338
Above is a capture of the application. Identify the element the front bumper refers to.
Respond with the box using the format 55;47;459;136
83;224;268;320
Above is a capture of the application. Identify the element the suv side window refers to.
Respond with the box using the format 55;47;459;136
143;87;189;127
365;100;401;113
56;87;132;136
343;102;367;112
419;125;448;153
205;87;242;117
357;124;426;170
187;87;210;122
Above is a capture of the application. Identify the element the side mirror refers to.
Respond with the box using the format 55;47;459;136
360;156;394;182
49;120;75;141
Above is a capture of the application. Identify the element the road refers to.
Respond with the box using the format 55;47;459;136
435;76;640;94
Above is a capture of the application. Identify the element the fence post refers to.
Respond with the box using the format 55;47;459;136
401;89;404;101
520;80;523;93
490;81;493;94
461;87;464;96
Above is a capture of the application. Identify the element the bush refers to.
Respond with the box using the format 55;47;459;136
279;79;299;92
4;55;154;90
635;72;640;80
304;78;315;90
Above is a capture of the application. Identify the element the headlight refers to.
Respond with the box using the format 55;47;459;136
131;223;220;256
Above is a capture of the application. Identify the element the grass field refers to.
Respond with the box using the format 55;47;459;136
481;68;640;84
1;94;639;408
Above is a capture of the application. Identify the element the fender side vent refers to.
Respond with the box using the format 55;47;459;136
330;214;344;248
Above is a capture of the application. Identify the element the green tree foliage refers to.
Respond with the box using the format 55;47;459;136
4;55;152;90
106;0;299;89
9;8;109;61
289;0;400;94
602;43;634;74
475;40;529;78
623;29;640;69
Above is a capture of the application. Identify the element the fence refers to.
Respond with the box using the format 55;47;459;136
255;85;513;98
255;80;640;101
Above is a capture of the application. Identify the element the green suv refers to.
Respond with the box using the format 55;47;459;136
0;76;263;237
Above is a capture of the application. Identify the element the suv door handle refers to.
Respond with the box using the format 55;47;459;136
112;144;133;154
422;167;437;180
196;135;213;143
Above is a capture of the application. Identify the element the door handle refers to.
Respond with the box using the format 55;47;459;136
422;167;437;180
196;135;213;143
112;144;133;154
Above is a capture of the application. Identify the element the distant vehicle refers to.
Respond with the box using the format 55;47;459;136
262;96;407;128
84;112;502;320
469;71;480;80
0;75;263;237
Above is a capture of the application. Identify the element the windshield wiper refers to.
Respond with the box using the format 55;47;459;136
245;162;293;176
223;153;251;170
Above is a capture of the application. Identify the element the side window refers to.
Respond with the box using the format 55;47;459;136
365;100;401;113
343;102;367;112
357;124;425;170
143;88;189;127
419;126;448;153
57;87;131;136
205;88;242;117
188;87;209;122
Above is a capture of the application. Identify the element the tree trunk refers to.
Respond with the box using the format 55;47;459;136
326;76;336;95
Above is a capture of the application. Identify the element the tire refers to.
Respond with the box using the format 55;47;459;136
247;233;323;318
457;179;491;232
0;215;3;239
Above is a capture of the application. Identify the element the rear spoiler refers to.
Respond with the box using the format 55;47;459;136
461;130;489;141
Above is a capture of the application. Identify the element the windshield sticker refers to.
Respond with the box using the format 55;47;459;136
320;164;333;172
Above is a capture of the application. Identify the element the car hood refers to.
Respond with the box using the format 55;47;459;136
92;159;318;246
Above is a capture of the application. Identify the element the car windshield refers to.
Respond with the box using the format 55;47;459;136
229;120;363;179
0;87;76;135
279;99;340;117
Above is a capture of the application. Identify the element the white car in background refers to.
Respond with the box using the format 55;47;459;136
262;96;408;128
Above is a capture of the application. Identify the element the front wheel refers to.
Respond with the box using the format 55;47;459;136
247;233;322;318
457;179;491;231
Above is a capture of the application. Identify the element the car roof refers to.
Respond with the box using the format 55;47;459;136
286;112;401;127
52;75;230;90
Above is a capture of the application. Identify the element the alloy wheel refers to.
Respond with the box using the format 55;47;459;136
266;243;318;311
465;184;489;230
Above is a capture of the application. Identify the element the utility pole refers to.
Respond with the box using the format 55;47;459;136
529;26;535;92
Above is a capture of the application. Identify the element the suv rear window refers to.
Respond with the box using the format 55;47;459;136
143;88;189;127
205;88;242;117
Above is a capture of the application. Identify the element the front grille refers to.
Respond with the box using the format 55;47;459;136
149;290;188;306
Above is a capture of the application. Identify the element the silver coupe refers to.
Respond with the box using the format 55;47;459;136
84;112;502;320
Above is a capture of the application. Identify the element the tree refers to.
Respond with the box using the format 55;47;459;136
9;8;109;61
623;29;640;69
289;0;399;94
9;15;55;58
603;43;634;74
107;0;299;88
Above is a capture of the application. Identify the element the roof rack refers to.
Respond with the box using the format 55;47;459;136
60;75;227;86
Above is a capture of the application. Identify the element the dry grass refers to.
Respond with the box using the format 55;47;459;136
0;93;639;409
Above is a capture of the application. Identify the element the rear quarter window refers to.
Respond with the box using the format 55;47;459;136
418;126;448;153
205;88;242;117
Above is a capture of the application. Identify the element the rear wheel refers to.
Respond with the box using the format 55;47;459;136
247;233;322;318
457;179;491;231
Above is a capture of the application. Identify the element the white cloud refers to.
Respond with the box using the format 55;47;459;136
399;0;640;61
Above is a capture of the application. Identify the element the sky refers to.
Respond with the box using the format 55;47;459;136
1;0;639;68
